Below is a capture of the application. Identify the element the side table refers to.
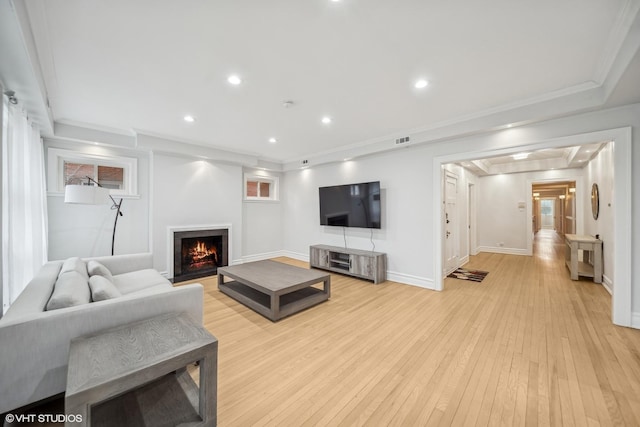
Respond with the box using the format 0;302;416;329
65;312;217;426
564;234;603;283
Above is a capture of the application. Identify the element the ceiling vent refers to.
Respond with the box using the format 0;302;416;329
395;136;411;145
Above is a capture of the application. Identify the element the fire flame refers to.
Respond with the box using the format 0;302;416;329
189;240;217;264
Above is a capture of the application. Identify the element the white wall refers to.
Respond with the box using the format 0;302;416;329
283;151;440;288
283;103;640;320
476;169;584;254
242;167;284;260
45;139;151;260
151;154;243;274
584;142;615;288
283;156;427;286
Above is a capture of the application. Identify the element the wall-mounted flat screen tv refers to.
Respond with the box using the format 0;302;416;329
319;181;381;229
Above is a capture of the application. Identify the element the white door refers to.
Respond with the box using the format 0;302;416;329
444;172;458;274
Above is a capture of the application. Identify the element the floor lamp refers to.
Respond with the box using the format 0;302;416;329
64;177;124;256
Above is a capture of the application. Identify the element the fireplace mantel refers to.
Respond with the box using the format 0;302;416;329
167;224;232;280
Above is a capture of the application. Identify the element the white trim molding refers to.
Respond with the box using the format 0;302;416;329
242;250;288;264
477;246;529;256
387;271;435;290
280;250;309;262
602;275;613;295
632;312;640;329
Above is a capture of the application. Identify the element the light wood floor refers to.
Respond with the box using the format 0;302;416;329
182;230;640;426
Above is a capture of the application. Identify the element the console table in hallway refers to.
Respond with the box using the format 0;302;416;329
564;233;603;283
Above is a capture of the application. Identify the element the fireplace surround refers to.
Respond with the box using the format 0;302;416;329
170;226;229;282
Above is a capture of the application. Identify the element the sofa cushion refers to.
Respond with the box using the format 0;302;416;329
59;257;89;281
89;275;122;301
46;271;91;311
87;260;114;283
112;269;172;295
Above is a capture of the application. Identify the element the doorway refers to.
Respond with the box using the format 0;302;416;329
540;198;555;229
433;129;632;326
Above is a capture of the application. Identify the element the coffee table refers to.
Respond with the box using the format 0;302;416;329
217;260;330;321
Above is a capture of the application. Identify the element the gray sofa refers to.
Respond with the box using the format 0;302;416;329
0;253;204;414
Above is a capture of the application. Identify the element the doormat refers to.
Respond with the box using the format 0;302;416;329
447;268;489;283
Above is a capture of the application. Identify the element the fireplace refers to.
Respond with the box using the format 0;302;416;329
173;228;228;282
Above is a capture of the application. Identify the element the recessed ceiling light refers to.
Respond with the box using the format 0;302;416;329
506;124;513;128
512;152;530;160
268;137;277;143
227;75;242;85
414;79;429;89
321;116;332;124
184;115;196;123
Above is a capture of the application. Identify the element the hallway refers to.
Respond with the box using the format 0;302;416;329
533;228;566;261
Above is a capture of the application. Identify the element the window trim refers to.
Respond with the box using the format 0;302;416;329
243;173;279;202
47;148;138;197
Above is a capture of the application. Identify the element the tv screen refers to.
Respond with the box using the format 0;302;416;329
319;181;381;229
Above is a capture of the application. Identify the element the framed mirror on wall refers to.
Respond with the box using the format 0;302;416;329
591;183;599;220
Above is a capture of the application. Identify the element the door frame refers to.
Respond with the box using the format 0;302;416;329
443;170;459;275
468;182;477;258
433;127;632;327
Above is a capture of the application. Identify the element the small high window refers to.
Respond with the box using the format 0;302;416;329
244;174;278;201
48;148;137;197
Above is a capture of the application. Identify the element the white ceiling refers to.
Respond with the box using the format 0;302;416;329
14;0;640;163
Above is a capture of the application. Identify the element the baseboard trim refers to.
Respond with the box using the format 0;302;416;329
241;250;289;263
387;271;435;290
460;255;470;266
602;275;613;295
631;312;640;329
477;246;529;256
279;250;309;262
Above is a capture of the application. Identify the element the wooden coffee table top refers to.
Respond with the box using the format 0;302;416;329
217;260;329;293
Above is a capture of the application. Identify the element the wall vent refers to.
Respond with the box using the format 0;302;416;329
395;136;411;145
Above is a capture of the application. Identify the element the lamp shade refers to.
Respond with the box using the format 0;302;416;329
64;185;110;205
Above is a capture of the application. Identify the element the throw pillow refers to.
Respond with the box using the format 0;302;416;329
46;271;91;311
87;260;114;283
89;275;122;301
59;257;89;281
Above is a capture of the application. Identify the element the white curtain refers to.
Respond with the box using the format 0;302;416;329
1;94;48;314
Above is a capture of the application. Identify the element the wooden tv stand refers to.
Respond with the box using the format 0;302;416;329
310;244;387;284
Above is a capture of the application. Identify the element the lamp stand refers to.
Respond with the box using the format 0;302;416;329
85;177;124;256
111;198;124;256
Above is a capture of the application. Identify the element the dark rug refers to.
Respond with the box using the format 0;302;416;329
447;268;489;283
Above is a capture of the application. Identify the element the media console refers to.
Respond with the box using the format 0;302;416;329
309;244;387;284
